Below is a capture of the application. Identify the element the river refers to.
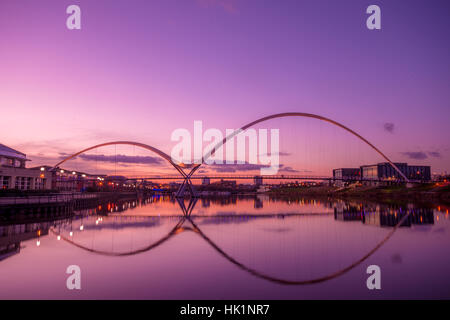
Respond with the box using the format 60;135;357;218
0;195;449;299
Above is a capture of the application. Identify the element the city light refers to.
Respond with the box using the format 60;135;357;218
40;167;45;171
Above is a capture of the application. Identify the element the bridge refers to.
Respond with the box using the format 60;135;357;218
126;175;332;181
122;175;419;185
52;112;414;197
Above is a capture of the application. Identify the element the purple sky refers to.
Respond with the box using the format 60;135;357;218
0;0;449;175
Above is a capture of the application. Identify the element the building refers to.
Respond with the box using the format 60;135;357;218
406;165;431;181
360;162;408;183
0;144;52;190
49;167;103;191
332;168;360;187
216;179;237;188
202;177;210;185
432;173;449;182
253;176;263;186
360;162;431;185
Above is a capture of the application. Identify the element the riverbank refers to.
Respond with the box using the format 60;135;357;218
269;183;450;206
0;191;142;206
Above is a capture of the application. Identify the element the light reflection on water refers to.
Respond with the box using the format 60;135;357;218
0;195;449;299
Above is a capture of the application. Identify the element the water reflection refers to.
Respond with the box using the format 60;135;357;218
334;203;435;227
1;195;448;297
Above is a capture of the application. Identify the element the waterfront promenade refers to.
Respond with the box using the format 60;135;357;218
0;192;141;206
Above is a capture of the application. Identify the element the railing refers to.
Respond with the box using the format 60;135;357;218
127;175;334;180
0;193;98;205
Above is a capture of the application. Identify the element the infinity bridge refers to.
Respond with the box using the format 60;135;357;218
52;112;411;197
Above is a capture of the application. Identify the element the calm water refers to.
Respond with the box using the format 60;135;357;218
1;195;449;299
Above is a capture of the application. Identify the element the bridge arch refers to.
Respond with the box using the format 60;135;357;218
52;112;410;193
203;112;409;182
51;140;188;175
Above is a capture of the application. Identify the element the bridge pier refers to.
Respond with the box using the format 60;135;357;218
175;177;198;198
174;164;200;198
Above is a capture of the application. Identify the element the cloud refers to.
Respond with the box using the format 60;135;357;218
212;163;264;173
401;150;443;160
279;166;299;173
77;154;165;165
401;151;428;160
259;151;291;157
428;151;441;158
383;122;395;133
201;163;302;173
391;253;402;264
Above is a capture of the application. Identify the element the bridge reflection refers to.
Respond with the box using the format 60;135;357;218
0;195;441;285
54;197;431;285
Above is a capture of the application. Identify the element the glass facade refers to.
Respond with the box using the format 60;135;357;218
361;165;378;180
360;162;431;182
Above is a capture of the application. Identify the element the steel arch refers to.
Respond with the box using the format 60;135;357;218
203;112;409;182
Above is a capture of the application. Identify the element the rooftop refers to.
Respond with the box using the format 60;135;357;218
0;143;27;160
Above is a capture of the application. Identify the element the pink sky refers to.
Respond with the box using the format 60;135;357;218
1;0;449;176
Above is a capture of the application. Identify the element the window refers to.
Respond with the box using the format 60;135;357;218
1;157;14;166
2;176;10;188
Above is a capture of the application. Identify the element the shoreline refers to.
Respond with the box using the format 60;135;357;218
267;184;450;206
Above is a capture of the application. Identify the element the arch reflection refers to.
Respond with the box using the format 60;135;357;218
48;196;419;285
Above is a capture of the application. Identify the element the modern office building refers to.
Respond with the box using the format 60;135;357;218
332;168;361;186
333;162;431;186
360;162;408;183
405;165;432;181
0;143;52;190
360;162;431;185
